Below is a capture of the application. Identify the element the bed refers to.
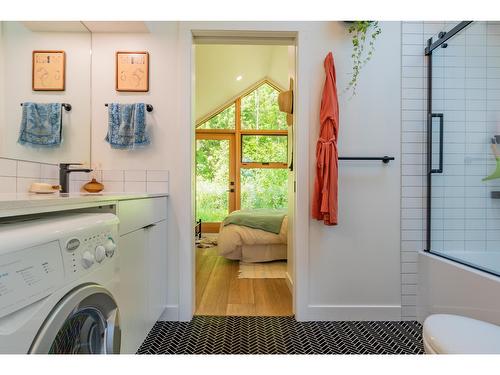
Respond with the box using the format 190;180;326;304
217;209;288;262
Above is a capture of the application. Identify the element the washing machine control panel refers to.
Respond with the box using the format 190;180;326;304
63;230;117;277
0;241;64;319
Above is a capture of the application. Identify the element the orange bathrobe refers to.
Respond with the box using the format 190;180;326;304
312;52;339;226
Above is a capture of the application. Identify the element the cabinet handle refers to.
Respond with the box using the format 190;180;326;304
142;223;156;229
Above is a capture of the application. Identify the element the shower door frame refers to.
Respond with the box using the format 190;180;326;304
422;21;500;277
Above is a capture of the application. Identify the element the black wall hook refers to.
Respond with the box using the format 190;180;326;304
105;103;153;112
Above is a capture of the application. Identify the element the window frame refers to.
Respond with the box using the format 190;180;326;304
196;79;289;214
240;133;288;166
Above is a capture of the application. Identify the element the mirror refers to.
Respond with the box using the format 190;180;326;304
0;21;91;164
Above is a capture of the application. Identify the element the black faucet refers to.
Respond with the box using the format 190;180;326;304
59;163;93;194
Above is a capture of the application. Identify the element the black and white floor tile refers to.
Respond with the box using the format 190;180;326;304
137;316;424;354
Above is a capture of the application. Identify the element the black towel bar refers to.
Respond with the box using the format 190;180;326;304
105;103;153;112
20;103;72;111
339;156;395;164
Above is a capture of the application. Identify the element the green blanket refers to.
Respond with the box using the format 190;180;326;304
223;208;287;234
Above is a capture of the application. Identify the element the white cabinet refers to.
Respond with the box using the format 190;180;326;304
117;197;168;354
118;228;148;354
145;220;167;328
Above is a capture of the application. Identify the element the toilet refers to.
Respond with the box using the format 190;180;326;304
423;314;500;354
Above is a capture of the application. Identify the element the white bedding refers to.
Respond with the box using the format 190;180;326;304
218;215;288;262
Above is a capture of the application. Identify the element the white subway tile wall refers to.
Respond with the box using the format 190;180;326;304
0;157;169;194
401;22;450;320
401;21;500;320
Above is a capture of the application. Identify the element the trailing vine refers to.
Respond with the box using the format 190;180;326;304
345;21;382;96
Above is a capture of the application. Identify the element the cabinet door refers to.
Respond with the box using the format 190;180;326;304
145;219;167;325
117;229;148;354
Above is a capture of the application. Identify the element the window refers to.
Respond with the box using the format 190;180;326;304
198;104;236;130
241;83;287;130
240;168;288;209
196;80;289;224
241;135;287;163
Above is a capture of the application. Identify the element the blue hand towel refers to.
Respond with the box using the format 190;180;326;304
105;103;150;149
18;102;62;148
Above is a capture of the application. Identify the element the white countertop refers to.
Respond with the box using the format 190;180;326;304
0;192;168;215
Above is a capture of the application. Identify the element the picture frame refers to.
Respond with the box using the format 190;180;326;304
32;50;66;91
116;51;149;92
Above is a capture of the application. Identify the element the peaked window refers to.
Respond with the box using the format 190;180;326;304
198;103;236;130
241;83;287;130
196;80;289;228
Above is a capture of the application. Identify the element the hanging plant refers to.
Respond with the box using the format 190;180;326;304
345;21;382;96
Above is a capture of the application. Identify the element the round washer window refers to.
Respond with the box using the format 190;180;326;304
49;307;106;354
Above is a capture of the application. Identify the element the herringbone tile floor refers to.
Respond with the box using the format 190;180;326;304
137;316;424;354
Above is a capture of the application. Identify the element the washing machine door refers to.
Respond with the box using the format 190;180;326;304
29;284;121;354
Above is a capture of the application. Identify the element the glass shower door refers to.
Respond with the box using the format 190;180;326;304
428;21;500;276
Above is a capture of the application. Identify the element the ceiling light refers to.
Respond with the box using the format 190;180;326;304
236;75;243;81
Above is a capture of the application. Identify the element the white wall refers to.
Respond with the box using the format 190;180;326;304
90;22;181;318
194;44;288;121
0;22;91;164
305;22;402;320
178;21;402;321
0;25;4;155
400;21;456;321
91;23;178;171
85;21;403;321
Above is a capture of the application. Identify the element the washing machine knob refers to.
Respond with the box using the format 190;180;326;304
81;251;95;269
104;238;116;257
95;245;106;263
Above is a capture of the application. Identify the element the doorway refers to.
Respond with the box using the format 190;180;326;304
193;39;296;316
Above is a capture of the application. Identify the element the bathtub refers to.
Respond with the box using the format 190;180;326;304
418;251;500;326
431;251;500;276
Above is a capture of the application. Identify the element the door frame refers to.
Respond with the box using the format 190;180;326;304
178;23;311;322
195;132;236;233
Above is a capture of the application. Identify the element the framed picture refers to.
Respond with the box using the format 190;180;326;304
116;51;149;92
32;50;66;91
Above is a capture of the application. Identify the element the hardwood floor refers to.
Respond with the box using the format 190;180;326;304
195;247;293;316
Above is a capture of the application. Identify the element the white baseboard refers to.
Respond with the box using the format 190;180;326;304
300;304;402;321
159;305;180;321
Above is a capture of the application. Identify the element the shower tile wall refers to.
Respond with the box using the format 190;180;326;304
401;21;500;319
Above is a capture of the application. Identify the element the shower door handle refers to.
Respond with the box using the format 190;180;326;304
431;113;444;174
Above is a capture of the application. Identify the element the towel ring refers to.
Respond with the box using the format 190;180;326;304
104;103;153;112
20;103;72;111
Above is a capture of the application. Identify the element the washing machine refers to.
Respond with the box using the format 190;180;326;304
0;212;121;354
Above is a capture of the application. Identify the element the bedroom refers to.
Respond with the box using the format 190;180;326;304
194;42;295;316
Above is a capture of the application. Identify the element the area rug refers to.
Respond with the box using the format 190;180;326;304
238;261;287;279
196;235;218;248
